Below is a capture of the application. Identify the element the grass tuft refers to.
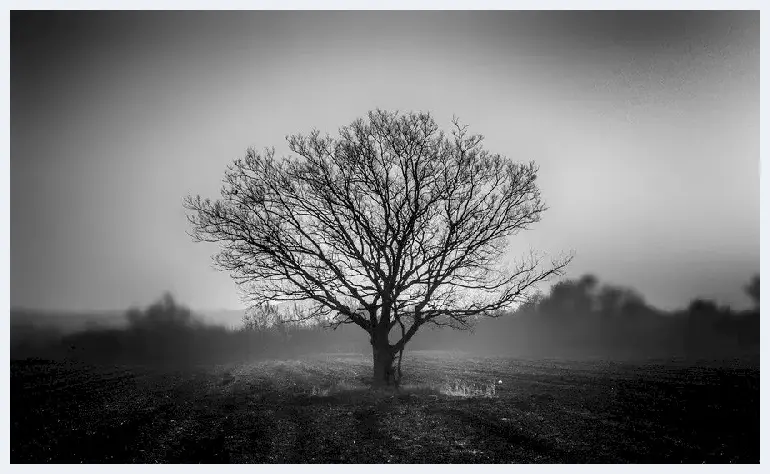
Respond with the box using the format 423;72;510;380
439;379;498;398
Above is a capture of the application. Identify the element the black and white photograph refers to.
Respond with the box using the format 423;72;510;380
7;5;762;465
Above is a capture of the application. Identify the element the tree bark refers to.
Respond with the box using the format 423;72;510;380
371;329;395;387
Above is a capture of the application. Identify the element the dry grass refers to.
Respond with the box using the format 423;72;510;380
439;378;499;398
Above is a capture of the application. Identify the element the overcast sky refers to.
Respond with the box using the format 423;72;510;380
11;11;759;312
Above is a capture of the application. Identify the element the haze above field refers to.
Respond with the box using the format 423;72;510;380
11;11;759;312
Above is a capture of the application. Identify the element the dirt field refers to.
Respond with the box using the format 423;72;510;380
11;351;759;463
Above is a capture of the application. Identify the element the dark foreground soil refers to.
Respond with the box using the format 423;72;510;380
11;351;759;463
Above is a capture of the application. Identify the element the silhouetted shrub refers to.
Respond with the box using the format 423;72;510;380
126;292;200;331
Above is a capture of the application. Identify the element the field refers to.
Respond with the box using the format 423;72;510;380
11;351;759;463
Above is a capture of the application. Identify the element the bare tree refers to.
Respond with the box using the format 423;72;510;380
184;110;571;386
745;274;759;310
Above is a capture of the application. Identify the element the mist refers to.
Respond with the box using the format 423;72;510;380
12;272;759;366
10;10;759;464
11;11;759;312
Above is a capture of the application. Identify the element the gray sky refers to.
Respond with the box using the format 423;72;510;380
11;11;759;311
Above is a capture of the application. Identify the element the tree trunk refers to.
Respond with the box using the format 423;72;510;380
371;330;395;387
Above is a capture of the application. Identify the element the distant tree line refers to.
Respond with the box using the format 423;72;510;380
10;274;759;366
409;274;759;360
10;293;369;366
